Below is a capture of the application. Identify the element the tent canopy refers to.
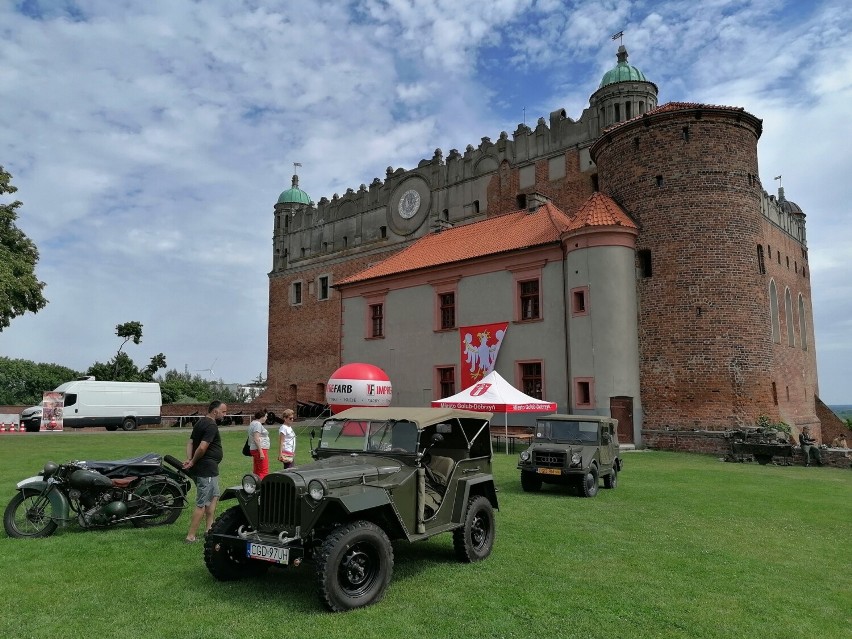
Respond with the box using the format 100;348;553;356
430;370;557;413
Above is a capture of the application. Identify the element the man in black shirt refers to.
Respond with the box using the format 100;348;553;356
183;400;227;542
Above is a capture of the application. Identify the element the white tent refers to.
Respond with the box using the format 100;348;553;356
430;371;557;453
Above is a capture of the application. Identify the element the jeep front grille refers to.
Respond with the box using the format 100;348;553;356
534;451;566;467
259;476;299;529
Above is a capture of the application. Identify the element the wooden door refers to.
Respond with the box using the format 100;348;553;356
610;396;634;444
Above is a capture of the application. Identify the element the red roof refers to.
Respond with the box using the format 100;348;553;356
567;192;637;231
337;196;635;286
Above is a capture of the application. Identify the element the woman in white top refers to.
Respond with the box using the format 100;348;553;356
247;410;270;479
278;409;296;468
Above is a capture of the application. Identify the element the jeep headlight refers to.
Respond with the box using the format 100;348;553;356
519;451;531;462
308;479;325;501
242;474;259;494
571;452;582;466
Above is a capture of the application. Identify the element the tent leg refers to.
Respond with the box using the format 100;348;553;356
505;413;509;455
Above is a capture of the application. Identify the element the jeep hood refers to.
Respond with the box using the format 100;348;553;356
280;456;402;486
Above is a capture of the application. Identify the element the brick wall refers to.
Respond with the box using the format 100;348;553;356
264;249;400;405
593;106;817;434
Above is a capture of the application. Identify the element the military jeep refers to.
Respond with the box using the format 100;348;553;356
204;407;497;611
516;414;622;497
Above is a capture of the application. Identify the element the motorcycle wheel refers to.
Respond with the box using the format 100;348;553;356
131;481;184;527
204;506;269;581
4;489;59;538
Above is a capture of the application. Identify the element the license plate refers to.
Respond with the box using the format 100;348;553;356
538;468;562;476
247;543;289;564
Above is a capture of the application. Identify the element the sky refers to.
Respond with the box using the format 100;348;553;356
0;0;850;403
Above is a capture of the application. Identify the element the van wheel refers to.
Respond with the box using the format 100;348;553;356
121;418;137;431
105;425;118;432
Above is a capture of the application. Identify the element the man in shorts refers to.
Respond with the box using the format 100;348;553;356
183;400;227;543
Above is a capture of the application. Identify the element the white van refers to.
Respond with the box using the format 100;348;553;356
20;377;162;432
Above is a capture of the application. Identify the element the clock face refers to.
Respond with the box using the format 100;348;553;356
398;189;421;219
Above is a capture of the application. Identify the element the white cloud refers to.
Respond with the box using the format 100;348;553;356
0;0;849;403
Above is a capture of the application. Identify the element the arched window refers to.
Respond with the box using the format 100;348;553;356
785;288;794;346
769;280;780;343
798;294;808;351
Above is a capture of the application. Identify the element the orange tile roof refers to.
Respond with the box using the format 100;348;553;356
338;196;636;286
337;202;572;286
567;192;637;231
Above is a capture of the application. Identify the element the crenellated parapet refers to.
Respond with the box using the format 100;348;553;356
272;104;602;274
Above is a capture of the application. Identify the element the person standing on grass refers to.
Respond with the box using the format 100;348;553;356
247;409;270;479
278;408;297;468
183;400;227;543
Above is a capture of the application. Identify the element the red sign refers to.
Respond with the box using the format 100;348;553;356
460;322;509;389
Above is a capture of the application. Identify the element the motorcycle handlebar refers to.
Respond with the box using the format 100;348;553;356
163;454;187;475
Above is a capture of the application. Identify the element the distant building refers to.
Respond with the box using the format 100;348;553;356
263;45;821;446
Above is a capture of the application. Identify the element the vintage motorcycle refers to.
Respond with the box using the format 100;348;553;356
3;453;191;538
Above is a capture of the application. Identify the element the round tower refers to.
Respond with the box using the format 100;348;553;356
589;45;658;135
590;103;771;430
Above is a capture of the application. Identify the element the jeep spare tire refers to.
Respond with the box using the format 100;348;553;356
317;520;394;612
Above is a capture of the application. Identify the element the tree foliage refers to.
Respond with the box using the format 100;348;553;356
87;351;168;382
0;357;81;405
157;369;241;404
0;166;48;330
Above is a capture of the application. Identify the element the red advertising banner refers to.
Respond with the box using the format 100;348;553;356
460;322;509;389
41;391;64;431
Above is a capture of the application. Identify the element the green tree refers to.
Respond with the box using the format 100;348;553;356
0;357;81;405
157;368;241;404
114;321;143;376
0;166;48;330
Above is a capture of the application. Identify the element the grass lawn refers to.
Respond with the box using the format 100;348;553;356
0;427;849;639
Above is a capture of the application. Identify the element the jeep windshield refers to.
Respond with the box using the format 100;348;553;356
319;419;418;453
535;419;599;444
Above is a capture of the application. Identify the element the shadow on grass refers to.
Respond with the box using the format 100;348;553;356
194;534;471;613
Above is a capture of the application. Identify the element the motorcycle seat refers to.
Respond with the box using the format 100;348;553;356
110;477;137;488
82;453;163;478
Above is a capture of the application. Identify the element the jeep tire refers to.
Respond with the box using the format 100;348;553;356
520;470;542;493
453;495;495;563
204;506;270;581
603;466;618;489
317;520;394;612
581;464;599;498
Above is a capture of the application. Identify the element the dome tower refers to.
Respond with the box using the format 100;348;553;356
272;172;312;272
589;45;658;136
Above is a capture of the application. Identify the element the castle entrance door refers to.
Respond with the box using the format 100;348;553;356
610;396;634;444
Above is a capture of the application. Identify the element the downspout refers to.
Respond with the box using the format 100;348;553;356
561;236;573;412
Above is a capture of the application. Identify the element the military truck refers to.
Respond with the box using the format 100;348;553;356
516;414;622;497
204;407;497;611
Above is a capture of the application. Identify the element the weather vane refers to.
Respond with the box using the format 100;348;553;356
611;30;624;44
774;174;782;187
293;162;302;175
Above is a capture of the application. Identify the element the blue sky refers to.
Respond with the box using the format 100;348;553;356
1;0;850;403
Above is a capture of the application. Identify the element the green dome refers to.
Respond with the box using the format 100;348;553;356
599;45;648;88
277;174;311;205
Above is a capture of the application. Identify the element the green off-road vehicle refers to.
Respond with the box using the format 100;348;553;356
204;407;497;611
516;414;622;497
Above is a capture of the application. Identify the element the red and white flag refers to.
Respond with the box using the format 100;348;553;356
459;322;509;389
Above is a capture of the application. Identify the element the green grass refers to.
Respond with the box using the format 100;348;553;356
0;429;850;639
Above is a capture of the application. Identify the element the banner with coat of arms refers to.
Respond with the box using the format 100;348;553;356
41;391;64;431
460;322;509;389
